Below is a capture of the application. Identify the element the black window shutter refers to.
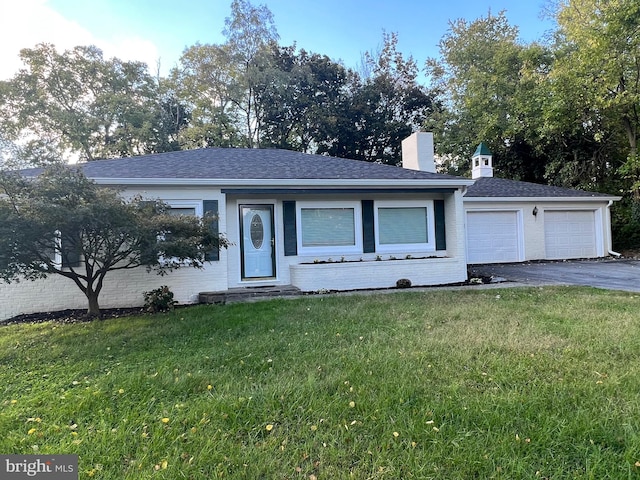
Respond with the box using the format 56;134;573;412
362;200;375;253
434;199;446;251
283;201;297;256
203;200;219;261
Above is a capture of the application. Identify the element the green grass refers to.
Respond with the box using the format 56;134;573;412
1;286;640;479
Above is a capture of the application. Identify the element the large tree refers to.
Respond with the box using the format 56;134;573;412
223;0;280;148
425;12;550;181
321;33;437;165
547;0;640;194
0;165;227;317
172;0;279;149
170;43;242;149
0;43;182;164
256;44;349;152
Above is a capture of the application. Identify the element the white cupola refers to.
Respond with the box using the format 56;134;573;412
471;142;493;179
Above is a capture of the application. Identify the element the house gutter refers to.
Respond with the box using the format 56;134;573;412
607;200;622;257
90;177;475;189
463;195;622;203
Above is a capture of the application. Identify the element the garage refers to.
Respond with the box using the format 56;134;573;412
466;210;522;264
544;210;597;259
463;145;619;263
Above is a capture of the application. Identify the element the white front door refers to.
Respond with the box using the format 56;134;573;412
241;205;275;279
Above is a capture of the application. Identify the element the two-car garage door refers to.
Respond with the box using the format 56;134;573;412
466;209;599;264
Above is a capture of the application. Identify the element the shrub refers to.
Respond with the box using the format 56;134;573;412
396;278;412;288
143;286;177;313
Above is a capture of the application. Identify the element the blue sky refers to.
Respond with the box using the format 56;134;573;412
2;0;555;80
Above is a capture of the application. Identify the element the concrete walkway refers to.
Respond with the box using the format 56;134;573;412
470;259;640;293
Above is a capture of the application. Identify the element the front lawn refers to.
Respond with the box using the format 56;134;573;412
1;287;639;479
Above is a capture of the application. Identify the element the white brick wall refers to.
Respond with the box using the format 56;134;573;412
290;257;467;292
0;261;228;320
1;184;473;320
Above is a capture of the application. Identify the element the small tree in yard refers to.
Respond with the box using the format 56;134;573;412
0;165;228;318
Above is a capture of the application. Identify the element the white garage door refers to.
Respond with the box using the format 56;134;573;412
467;211;521;264
544;210;597;259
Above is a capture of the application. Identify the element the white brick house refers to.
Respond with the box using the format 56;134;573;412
1;134;473;319
0;133;620;320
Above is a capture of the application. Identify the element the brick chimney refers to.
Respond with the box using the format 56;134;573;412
401;132;436;173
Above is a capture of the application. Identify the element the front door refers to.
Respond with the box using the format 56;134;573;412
240;205;275;279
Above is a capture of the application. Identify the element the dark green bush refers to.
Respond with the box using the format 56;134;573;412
613;222;640;250
143;285;177;313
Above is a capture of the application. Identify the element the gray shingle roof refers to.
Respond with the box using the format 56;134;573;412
465;176;617;198
26;148;464;182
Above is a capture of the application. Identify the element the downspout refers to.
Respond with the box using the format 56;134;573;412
606;200;621;257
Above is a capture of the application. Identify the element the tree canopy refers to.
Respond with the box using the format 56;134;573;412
425;11;551;181
0;44;185;164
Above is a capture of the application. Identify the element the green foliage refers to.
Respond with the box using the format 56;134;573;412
0;44;185;164
168;43;241;149
172;12;436;160
1;288;640;478
0;166;227;316
541;0;639;193
143;286;177;313
256;44;349;152
223;0;279;64
319;32;437;165
169;14;279;149
425;2;637;235
610;197;640;249
426;11;550;181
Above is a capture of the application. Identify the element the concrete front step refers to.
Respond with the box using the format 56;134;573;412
199;285;302;304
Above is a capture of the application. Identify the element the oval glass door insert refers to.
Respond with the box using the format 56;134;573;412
250;214;264;249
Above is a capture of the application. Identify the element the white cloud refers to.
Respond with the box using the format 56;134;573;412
0;0;160;80
106;35;163;74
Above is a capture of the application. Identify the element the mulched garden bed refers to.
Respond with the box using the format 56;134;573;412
2;307;148;326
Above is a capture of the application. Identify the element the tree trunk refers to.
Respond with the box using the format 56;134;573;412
86;291;101;318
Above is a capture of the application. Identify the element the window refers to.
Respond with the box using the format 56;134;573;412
296;201;362;255
167;207;196;217
42;231;81;269
164;200;202;217
301;208;354;246
162;203;199;241
375;201;435;253
41;231;62;269
378;207;427;244
159;201;202;264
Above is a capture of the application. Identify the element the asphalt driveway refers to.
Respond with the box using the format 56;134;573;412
470;259;640;293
